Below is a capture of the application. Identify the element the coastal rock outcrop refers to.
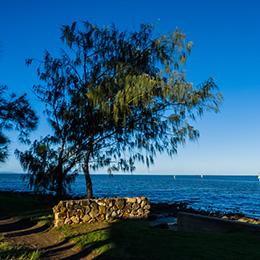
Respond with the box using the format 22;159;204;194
53;197;150;226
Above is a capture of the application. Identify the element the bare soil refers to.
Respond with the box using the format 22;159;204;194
0;217;113;260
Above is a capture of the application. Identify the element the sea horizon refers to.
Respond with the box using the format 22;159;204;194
0;171;259;176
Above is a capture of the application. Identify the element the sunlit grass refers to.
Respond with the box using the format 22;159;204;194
0;242;41;260
64;228;115;255
33;214;54;228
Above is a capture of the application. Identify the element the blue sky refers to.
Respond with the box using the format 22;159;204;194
0;0;259;175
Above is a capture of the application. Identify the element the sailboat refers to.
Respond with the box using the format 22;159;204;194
258;175;260;182
201;174;203;178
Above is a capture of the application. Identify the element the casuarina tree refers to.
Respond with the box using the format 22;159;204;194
25;21;222;198
0;85;38;163
15;135;81;199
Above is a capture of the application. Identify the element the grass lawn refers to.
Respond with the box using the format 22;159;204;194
61;219;260;260
0;239;41;260
1;192;260;260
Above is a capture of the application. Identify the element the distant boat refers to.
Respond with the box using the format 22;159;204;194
201;174;203;178
173;175;176;180
258;175;260;181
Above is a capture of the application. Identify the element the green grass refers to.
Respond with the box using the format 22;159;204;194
0;242;41;260
65;228;115;255
32;214;54;228
63;219;260;260
1;192;260;260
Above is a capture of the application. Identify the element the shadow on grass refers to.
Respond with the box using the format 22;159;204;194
0;218;36;233
55;219;260;260
5;222;49;238
0;191;54;220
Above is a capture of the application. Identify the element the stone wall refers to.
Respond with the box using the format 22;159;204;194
53;197;150;226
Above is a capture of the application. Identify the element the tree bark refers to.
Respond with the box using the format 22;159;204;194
83;149;93;199
56;139;65;201
56;167;63;201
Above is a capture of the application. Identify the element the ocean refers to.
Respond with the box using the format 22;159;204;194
0;173;260;218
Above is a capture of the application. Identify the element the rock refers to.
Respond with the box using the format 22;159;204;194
247;219;259;224
123;204;132;213
115;198;125;210
144;205;151;210
127;197;136;203
88;218;97;223
96;214;105;221
81;199;91;206
56;212;67;220
132;202;140;211
111;211;117;218
58;201;66;208
105;212;112;220
82;214;91;222
66;200;74;210
55;219;65;226
64;218;72;225
52;205;59;214
238;217;249;223
137;208;144;217
97;199;107;207
84;205;91;214
89;209;100;218
89;203;100;218
108;199;115;207
99;205;107;215
76;209;83;219
122;212;130;218
91;202;98;210
136;197;142;204
141;200;147;208
117;210;123;218
59;206;67;213
71;216;80;224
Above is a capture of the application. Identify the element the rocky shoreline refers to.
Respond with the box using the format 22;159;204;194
149;201;260;225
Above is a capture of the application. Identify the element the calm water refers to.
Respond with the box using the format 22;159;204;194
0;174;260;218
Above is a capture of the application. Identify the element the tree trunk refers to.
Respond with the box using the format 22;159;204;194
56;164;64;201
83;150;93;199
56;138;65;201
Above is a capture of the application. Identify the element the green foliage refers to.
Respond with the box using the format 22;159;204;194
0;85;38;164
26;21;222;197
15;136;80;198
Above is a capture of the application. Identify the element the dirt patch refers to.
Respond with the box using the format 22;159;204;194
0;217;112;259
